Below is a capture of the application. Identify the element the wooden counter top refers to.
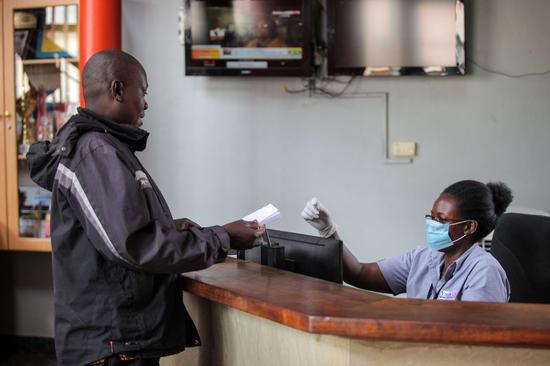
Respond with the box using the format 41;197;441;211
181;259;550;348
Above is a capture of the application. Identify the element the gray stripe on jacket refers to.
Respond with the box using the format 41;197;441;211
55;163;134;266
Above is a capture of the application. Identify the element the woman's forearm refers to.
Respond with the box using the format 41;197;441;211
335;233;392;293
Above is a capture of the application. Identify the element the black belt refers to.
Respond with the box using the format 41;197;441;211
88;354;137;365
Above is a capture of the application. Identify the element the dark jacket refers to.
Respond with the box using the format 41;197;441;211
27;108;230;366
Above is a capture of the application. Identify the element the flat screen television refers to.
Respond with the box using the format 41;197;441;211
184;0;312;76
237;229;343;284
327;0;466;76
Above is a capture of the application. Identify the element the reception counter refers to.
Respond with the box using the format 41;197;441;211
161;259;550;366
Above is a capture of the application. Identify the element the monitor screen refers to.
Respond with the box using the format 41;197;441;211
184;0;312;76
239;229;343;284
327;0;465;76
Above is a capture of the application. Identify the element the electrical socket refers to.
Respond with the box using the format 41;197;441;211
391;141;416;157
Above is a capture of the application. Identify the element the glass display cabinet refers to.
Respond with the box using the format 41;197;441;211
2;0;79;251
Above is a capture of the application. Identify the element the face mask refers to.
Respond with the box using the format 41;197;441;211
425;218;469;251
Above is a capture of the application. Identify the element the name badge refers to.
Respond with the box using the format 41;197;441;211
438;290;459;301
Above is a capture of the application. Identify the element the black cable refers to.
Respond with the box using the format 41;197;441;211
314;76;355;98
284;86;308;94
284;75;355;98
320;76;352;84
468;57;550;79
284;86;309;93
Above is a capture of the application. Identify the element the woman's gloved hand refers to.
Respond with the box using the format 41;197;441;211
301;197;337;238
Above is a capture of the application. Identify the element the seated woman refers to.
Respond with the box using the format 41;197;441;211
302;180;513;302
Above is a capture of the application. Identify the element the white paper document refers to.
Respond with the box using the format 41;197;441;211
242;204;281;225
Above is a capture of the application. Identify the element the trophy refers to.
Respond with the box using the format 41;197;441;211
16;87;37;154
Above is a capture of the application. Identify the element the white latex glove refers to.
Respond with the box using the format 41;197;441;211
301;197;337;238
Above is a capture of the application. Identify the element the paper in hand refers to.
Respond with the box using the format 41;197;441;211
242;204;281;225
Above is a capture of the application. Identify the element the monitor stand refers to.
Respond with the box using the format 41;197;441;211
237;244;296;271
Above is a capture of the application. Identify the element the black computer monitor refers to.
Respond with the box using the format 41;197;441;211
239;229;343;284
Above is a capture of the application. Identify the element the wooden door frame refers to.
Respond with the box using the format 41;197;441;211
0;0;8;250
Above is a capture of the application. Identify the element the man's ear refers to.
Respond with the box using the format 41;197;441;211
110;80;125;102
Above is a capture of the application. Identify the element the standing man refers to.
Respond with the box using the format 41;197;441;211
27;50;263;366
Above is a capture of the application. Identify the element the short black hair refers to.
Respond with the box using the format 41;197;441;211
81;49;146;104
443;180;513;243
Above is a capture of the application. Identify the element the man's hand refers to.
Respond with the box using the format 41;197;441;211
301;197;337;238
174;218;202;231
223;220;265;250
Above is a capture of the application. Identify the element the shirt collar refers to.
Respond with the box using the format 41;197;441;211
428;243;479;285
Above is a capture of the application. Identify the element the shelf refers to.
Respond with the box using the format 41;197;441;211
22;57;79;66
20;208;50;214
9;237;51;252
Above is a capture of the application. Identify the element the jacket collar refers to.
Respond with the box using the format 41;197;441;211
77;107;149;152
27;107;149;191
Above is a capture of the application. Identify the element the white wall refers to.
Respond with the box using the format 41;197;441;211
2;0;549;338
124;0;550;261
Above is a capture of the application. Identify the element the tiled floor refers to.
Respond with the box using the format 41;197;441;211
0;337;56;366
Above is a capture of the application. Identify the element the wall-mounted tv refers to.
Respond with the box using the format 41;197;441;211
327;0;465;76
184;0;312;76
